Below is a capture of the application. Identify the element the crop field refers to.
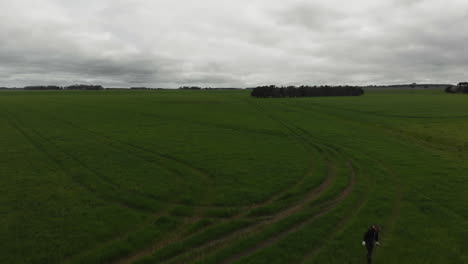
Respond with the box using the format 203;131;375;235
1;89;467;264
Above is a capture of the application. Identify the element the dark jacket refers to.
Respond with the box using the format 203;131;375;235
363;227;379;244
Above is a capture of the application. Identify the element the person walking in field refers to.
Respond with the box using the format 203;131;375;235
362;225;380;264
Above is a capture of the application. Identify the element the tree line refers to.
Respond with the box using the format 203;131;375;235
445;82;468;94
251;85;364;98
23;84;104;90
178;86;243;90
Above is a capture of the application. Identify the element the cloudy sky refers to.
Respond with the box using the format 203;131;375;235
1;0;468;87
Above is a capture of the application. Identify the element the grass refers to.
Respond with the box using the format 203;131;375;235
0;89;467;264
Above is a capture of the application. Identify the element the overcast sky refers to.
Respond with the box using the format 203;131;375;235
1;0;468;87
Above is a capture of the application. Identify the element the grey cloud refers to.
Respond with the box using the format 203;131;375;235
273;3;349;32
1;0;468;87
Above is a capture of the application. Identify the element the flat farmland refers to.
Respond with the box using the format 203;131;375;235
1;89;467;264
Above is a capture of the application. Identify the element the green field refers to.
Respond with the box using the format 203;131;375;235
1;89;467;264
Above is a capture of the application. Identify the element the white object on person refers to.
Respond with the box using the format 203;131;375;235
362;241;366;246
376;241;380;246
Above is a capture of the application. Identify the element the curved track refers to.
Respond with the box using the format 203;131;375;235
1;96;405;264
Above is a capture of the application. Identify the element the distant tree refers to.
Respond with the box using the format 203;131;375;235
447;82;468;94
445;86;456;93
65;84;103;90
131;87;149;90
24;85;62;90
251;85;364;98
179;86;201;90
458;82;468;93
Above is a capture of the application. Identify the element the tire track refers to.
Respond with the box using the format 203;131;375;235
113;158;335;264
26;124;161;211
273;104;403;263
156;159;340;264
246;100;324;154
14;99;339;264
9;112;231;263
121;99;344;264
57;115;309;214
17;108;319;264
31;101;335;264
220;161;356;264
299;161;369;264
115;215;203;264
29;112;226;209
62;210;170;264
113;122;336;264
84;165;323;264
51;113;316;211
203;100;362;264
265;103;384;264
1;110;147;211
280;102;407;253
18;103;311;211
19;119;222;264
1;109;190;264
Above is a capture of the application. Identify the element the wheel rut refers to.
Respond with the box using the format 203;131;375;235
40;99;335;264
115;215;203;264
62;210;170;264
299;161;367;264
112;160;336;264
156;101;355;264
220;161;356;264
5;100;354;264
49;116;217;204
155;158;341;264
1;111;145;211
12;107;322;264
